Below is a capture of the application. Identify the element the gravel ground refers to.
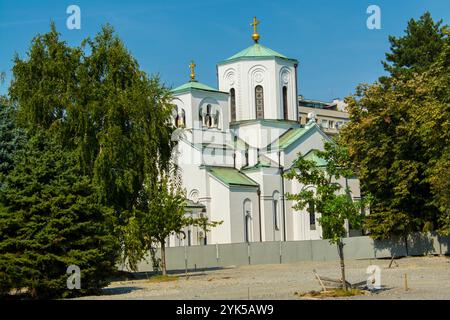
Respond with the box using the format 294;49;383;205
77;256;450;300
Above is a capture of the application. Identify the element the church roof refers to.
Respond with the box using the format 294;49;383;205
221;43;298;63
242;155;278;171
172;81;227;95
207;166;259;188
266;126;311;151
303;149;327;167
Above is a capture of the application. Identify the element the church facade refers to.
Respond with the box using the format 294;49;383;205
168;18;360;247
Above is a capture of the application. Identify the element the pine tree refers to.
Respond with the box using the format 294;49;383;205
382;12;449;78
0;104;26;184
0;132;119;298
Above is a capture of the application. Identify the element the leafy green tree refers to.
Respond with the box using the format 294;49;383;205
122;171;222;276
9;23;80;132
342;25;450;239
285;142;370;290
0;132;119;298
8;24;176;256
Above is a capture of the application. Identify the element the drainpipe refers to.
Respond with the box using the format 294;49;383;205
278;151;287;241
257;187;262;242
294;63;299;123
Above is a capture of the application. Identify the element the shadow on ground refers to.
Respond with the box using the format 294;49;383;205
101;286;144;296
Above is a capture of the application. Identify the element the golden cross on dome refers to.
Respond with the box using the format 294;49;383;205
189;60;196;81
250;16;260;43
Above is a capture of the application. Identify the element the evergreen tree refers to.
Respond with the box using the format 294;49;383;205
0;104;26;184
0;132;119;298
382;12;449;78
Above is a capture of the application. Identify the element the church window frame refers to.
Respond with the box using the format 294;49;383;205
243;199;253;243
309;201;316;230
230;88;236;122
273;191;281;231
282;86;288;120
201;104;220;129
176;108;186;128
255;85;264;119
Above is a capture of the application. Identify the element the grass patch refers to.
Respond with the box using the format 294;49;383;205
296;288;365;298
147;275;179;283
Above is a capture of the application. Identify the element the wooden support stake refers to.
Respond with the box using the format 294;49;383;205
313;269;327;292
404;274;408;291
388;255;395;268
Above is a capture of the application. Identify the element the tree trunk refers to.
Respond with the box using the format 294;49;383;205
337;239;348;291
160;239;167;276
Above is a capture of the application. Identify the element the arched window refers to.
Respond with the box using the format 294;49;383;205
309;201;316;230
273;191;281;231
177;109;186;128
230;88;236;122
255;85;264;119
199;107;203;125
243;199;252;243
283;86;288;120
200;104;220;129
213;111;220;129
245;148;249;167
205;104;212;127
181;109;186;127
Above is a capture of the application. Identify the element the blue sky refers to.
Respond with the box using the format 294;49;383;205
1;0;449;100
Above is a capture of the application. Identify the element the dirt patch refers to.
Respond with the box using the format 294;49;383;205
296;288;366;298
75;256;450;300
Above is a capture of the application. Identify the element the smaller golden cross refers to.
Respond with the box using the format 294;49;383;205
250;17;260;43
189;60;196;81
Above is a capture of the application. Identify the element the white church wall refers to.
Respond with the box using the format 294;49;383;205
286;180;323;241
176;140;212;216
231;121;292;151
234;149;246;169
283;127;330;168
229;187;260;243
208;176;232;244
172;93;192;128
243;168;287;242
275;60;298;121
192;91;230;131
218;57;297;122
172;89;229;131
264;150;281;166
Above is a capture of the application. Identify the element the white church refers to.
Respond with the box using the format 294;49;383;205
168;18;360;247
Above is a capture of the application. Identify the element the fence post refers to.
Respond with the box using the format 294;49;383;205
279;240;282;264
184;244;188;276
216;243;219;267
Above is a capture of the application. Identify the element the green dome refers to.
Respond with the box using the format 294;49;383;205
172;80;226;95
221;43;297;63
